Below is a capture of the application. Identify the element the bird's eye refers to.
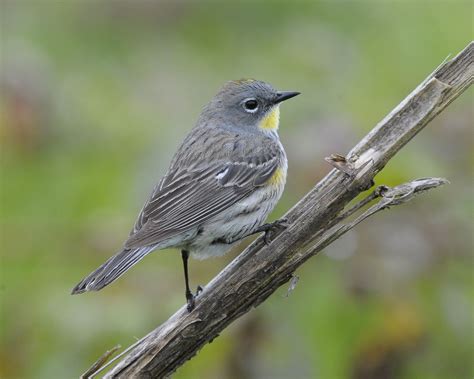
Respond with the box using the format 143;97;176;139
243;99;259;113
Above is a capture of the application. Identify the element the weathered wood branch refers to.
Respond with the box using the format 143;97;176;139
95;42;473;378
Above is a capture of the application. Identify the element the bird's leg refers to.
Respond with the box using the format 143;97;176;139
181;250;197;312
252;218;289;244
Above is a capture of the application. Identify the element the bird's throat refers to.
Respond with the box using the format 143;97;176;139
259;106;280;131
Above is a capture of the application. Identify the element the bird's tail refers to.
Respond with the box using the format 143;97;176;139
71;246;155;294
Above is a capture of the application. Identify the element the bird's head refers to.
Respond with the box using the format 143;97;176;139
199;79;300;135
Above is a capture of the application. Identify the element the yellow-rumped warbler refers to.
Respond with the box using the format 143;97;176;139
72;79;299;311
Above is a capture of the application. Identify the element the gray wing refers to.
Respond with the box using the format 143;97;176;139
124;156;280;249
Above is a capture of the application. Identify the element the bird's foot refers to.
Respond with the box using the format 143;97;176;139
186;285;203;312
186;291;196;312
255;218;289;244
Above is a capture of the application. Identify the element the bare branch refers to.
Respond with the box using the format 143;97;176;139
97;42;473;378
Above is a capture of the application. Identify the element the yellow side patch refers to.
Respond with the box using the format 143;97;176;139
268;167;286;186
259;106;280;131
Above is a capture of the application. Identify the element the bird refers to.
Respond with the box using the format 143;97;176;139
71;79;300;311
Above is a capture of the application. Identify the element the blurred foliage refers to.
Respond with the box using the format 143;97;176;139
0;1;473;378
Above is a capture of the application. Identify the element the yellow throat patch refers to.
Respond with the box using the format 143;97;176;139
259;106;280;131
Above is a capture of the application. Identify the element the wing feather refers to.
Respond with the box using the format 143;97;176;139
124;156;280;249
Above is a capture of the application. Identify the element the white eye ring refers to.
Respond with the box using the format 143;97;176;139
242;98;259;113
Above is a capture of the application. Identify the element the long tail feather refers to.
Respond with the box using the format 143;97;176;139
71;246;155;294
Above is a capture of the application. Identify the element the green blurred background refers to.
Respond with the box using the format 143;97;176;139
1;1;472;378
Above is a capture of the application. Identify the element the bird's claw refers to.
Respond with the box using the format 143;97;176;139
196;285;203;296
186;291;195;312
186;285;203;312
258;218;289;244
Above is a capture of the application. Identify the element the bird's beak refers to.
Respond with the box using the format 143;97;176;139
274;91;300;104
